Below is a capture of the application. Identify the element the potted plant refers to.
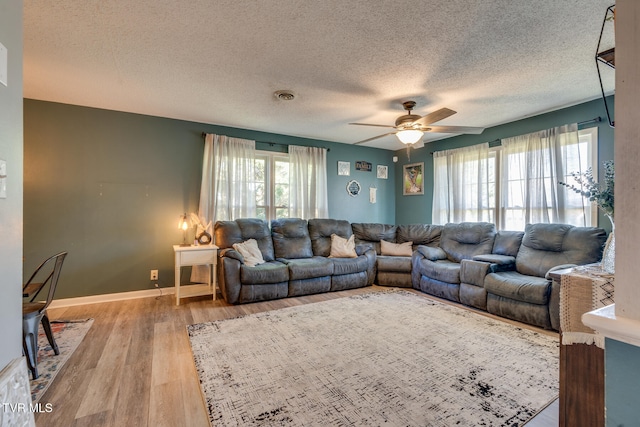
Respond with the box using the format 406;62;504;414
559;160;615;273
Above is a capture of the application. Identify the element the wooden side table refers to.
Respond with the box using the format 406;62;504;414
173;244;219;305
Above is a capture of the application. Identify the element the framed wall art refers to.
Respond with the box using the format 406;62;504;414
377;165;388;179
355;161;372;172
338;161;350;176
403;162;424;196
346;180;361;197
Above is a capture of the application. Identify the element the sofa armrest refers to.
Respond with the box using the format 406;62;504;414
545;264;578;280
460;259;493;287
220;248;245;264
360;246;377;285
218;255;242;304
472;254;516;265
416;245;447;261
355;243;374;256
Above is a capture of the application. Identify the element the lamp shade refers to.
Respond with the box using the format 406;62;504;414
179;213;189;230
396;130;424;145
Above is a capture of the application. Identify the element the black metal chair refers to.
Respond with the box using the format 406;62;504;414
22;251;68;379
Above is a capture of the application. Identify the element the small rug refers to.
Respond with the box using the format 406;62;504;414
188;291;559;426
29;319;94;403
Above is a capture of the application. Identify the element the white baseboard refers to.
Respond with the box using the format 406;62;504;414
48;287;175;309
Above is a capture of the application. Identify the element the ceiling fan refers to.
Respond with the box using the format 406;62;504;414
350;101;484;146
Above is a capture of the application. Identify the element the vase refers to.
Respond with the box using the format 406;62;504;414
602;214;615;274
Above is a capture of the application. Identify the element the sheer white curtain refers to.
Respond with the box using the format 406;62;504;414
432;143;492;224
192;133;256;282
288;145;329;219
500;123;582;230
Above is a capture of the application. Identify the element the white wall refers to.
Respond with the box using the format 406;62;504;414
614;1;640;320
0;1;24;368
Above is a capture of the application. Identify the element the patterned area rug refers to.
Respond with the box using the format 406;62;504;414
188;291;558;426
30;319;94;403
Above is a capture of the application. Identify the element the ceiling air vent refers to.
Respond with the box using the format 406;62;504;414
274;90;295;101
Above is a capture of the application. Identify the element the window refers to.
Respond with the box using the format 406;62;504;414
433;127;598;230
254;151;290;223
499;127;597;229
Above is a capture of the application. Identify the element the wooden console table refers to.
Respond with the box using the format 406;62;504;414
173;244;218;305
550;265;614;427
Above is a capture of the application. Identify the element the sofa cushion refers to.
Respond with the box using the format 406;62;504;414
484;271;550;305
331;255;369;275
440;222;496;263
308;218;353;257
215;218;275;261
381;240;413;256
329;234;357;258
396;224;442;247
351;223;397;254
515;223;607;277
232;239;265;267
418;259;461;284
271;218;313;259
416;245;447;261
377;255;412;273
492;231;524;257
279;257;334;280
240;261;289;285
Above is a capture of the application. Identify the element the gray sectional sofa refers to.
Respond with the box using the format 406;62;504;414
215;218;375;304
214;218;607;330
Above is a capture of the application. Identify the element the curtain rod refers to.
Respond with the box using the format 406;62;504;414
201;133;330;151
429;116;602;155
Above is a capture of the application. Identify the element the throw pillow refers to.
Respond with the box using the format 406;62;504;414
329;234;358;258
381;240;413;256
232;239;265;267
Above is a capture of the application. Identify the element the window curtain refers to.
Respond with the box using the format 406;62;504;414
192;133;256;283
432;143;492;224
500;123;582;230
288;145;329;219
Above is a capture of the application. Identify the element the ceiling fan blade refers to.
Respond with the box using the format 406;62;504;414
424;125;484;134
349;122;397;129
353;132;396;145
413;108;457;126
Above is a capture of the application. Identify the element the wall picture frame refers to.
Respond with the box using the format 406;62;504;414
346;180;361;197
377;165;388;179
338;161;350;176
403;162;424;196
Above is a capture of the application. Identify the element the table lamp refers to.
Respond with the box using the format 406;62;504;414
178;213;190;246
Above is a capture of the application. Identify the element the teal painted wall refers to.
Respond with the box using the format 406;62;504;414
24;97;614;299
0;0;24;368
393;97;615;229
24;99;395;298
605;338;640;426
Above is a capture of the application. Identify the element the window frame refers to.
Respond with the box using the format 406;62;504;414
255;150;290;224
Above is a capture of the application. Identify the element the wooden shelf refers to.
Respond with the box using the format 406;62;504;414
597;47;615;68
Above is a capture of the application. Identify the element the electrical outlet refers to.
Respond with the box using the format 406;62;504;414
150;269;158;280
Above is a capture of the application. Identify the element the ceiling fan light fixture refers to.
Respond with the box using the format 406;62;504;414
396;129;424;145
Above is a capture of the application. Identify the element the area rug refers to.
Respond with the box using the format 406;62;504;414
188;291;559;426
29;319;93;403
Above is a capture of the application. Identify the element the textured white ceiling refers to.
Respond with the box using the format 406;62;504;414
23;0;615;150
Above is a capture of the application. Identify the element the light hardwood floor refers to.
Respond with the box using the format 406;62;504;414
35;286;559;426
